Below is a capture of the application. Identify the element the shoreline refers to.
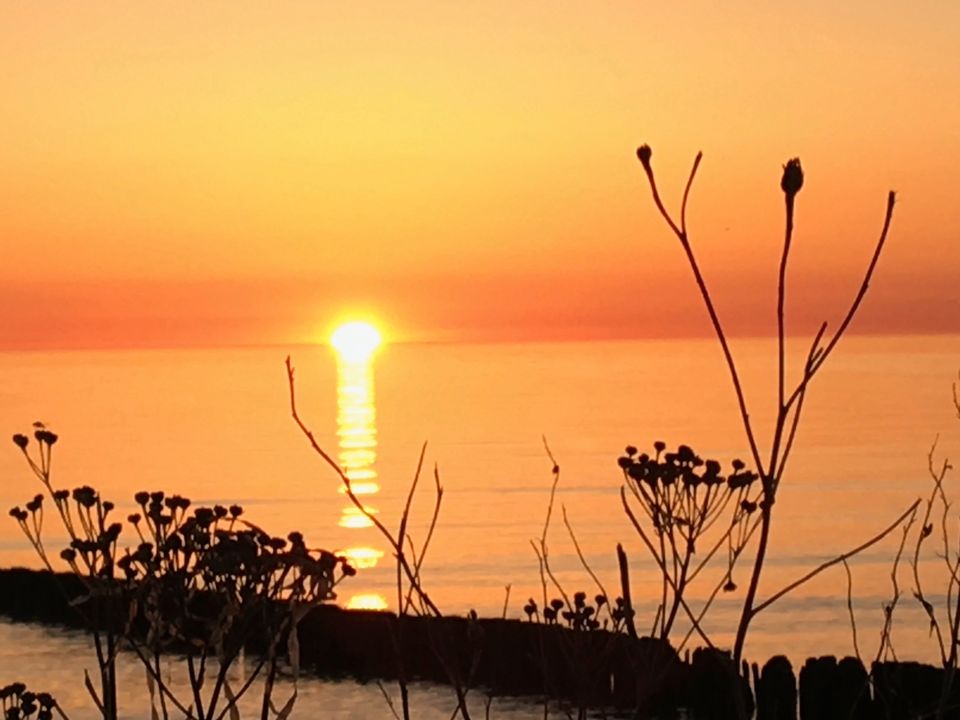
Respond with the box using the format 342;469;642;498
1;567;954;718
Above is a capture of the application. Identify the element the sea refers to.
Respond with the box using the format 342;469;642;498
1;334;959;717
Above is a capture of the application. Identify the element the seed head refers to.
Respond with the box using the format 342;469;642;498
636;144;653;170
781;158;803;198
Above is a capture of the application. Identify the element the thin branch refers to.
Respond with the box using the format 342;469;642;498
397;442;429;581
784;191;897;411
397;444;426;613
679;152;703;238
562;506;612;620
875;506;916;664
286;356;442;617
534;438;571;609
912;442;950;665
753;499;920;615
843;559;862;663
637;149;764;475
677;514;761;653
375;681;402;720
620;488;714;648
776;189;797;436
775;325;827;482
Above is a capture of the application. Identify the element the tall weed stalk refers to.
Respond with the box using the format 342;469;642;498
634;145;897;664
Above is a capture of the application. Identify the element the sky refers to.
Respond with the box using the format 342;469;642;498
2;1;959;349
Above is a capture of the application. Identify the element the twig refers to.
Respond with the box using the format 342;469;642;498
843;559;862;663
753;499;920;615
783;191;897;411
620;488;714;648
534;439;571;610
774;325;826;483
562;506;611;619
286;356;442;617
616;544;637;640
637;147;763;476
398;443;428;610
375;681;402;720
913;442;950;665
875;505;916;664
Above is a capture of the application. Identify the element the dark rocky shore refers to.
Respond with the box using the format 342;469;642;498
1;568;957;718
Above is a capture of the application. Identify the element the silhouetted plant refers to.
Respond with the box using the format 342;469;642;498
528;446;650;719
634;144;905;669
11;426;122;720
618;442;760;643
0;684;65;720
10;428;353;720
903;377;960;719
285;357;482;720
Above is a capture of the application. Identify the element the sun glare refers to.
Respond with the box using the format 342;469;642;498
330;321;382;361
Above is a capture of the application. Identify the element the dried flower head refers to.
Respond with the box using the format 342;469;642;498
636;144;653;170
781;158;803;198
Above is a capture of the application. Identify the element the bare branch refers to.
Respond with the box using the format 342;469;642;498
562;506;612;621
784;191;897;410
636;148;764;475
753;499;920;616
620;487;714;648
679;152;703;238
842;559;862;663
286;356;442;617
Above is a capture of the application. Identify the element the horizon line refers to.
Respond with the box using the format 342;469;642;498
2;327;957;355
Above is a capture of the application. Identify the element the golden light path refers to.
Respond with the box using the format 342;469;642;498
347;594;390;611
331;320;387;611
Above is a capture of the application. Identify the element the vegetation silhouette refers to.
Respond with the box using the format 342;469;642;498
633;144;906;669
7;146;960;720
8;426;355;720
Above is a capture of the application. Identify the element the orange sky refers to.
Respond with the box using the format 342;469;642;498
2;1;958;349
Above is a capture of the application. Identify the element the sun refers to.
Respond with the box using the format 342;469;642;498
330;321;382;361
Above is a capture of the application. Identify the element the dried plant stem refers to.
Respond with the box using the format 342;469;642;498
616;544;638;639
913;444;950;665
127;644;199;719
533;440;572;610
734;179;801;667
677;516;761;653
404;465;444;615
774;326;826;482
398;443;428;611
376;681;402;720
752;499;919;616
562;507;612;622
842;559;862;662
639;152;763;476
620;488;713;648
875;506;915;664
638;146;898;669
286;357;442;617
783;191;897;411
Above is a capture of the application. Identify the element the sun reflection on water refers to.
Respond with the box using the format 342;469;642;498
346;593;389;611
337;546;385;569
337;506;377;529
333;335;388;611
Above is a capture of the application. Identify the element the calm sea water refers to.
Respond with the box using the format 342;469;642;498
2;335;960;716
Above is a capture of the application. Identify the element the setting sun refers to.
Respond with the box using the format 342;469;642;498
330;321;382;361
4;3;960;716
